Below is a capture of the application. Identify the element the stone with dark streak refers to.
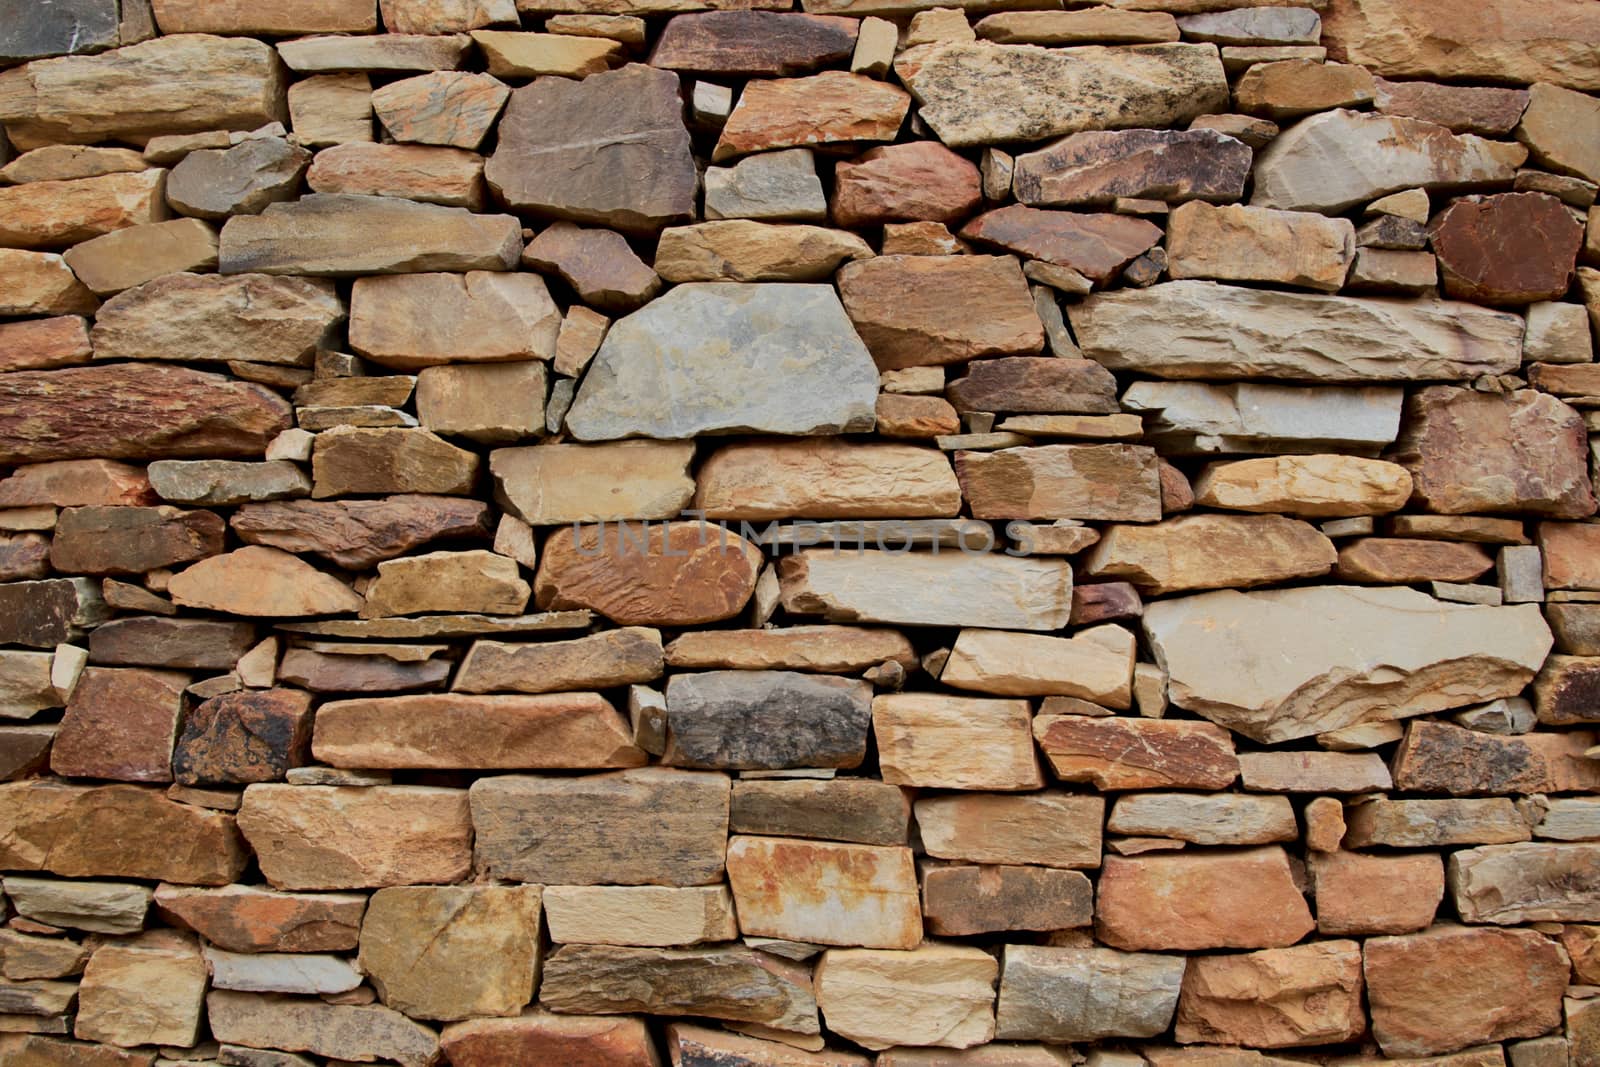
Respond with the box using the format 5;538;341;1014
1014;128;1252;207
172;688;315;786
231;495;492;570
1033;715;1238;790
663;670;874;770
650;12;857;76
0;578;108;647
960;206;1163;284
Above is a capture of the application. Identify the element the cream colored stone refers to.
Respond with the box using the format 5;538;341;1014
872;693;1042;791
656;221;872;282
815;944;998;1051
472;30;622;77
1107;793;1297;846
361;549;529;618
939;625;1134;707
1193;455;1413;517
490;440;695;525
916;793;1102;869
75;934;206;1048
1085;514;1337;595
542;885;738;947
726;835;921;950
695;439;960;520
1167;201;1354;292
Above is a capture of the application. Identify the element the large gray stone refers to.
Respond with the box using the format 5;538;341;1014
663;670;874;770
166;138;311;219
1074;281;1523;383
564;283;878;440
1145;585;1553;743
0;0;120;64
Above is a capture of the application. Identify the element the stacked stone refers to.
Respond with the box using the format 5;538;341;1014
2;0;1600;1064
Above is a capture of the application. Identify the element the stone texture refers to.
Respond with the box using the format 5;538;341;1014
361;549;529;618
730;779;910;847
1174;941;1364;1048
1166;201;1353;291
470;769;729;886
51;667;185;783
1534;654;1600;725
663;670;872;771
1125;381;1404;456
204;947;362;996
1517;82;1600;184
695;439;960;519
1541;522;1600;590
358;884;542;1021
171;688;314;786
566;283;878;439
654;220;871;283
311;427;481;497
440;1013;659;1067
1309;851;1443;936
276;33;471;72
0;254;97;319
146;459;308;506
165;138;308;219
542;885;737;947
472;30;623;78
60;218;217;296
939;626;1133;707
1107;793;1296;846
206;992;439;1067
454;629;663;694
1373;78;1529;137
491;441;694;524
0;651;58;721
1085;514;1335;595
1033;715;1237;790
874;693;1043;790
523;223;661;311
1336;538;1493;584
960;207;1162;284
381;0;517;34
923;865;1092;937
1096;849;1314;951
0;578;107;648
726;836;921;950
651;12;856;75
0;461;153;509
1390;386;1597;519
1363;925;1570;1057
75;935;206;1049
1014;128;1252;207
89;616;256;670
0;0;120;64
1431;193;1582;305
713;70;909;161
231;495;491;569
153;884;365;953
2;878;150;935
371;71;508;149
151;0;376;34
831;142;981;227
946;358;1118;415
1237;751;1392;793
903;42;1227;148
305;142;485;208
1193;455;1412;517
814;944;997;1050
0;364;290;464
955;444;1160;523
486;64;695;233
705;148;827;222
1447;842;1600;923
168;546;362;617
915;793;1102;869
994;943;1184;1043
236;784;472;890
289;72;375;147
49;505;223;575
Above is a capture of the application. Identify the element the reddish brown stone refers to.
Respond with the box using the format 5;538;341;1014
441;1012;659;1067
534;521;763;626
1390;386;1596;519
1097;848;1313;951
650;12;856;76
172;688;315;787
1033;715;1238;790
88;616;257;670
0;578;107;648
522;222;661;313
1528;361;1600;397
1534;654;1600;725
1373;78;1530;136
0;316;93;373
1309;851;1444;936
1013;128;1252;207
960;205;1163;284
946;357;1118;415
1393;719;1600;793
1070;582;1142;625
277;648;450;693
1364;925;1569;1057
0;459;154;508
831;142;982;228
1175;941;1365;1048
154;883;366;953
0;780;248;884
0;533;51;581
923;864;1093;937
231;495;492;570
1334;537;1494;584
49;505;224;576
1430;193;1582;305
50;667;186;783
713;70;909;162
0;725;55;781
0;364;291;464
875;393;960;437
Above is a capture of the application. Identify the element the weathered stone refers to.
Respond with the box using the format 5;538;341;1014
371;71;506;149
0;315;93;374
1085;514;1335;595
0;726;55;781
276;32;470;72
167;546;360;617
231;495;488;569
873;693;1042;790
288;72;374;147
946;358;1118;416
0;929;88;981
1074;281;1522;382
955;445;1161;524
1393;717;1600;794
471;30;622;77
360;549;528;618
207;992;438;1067
695;439;958;521
1166;201;1353;291
145;460;307;507
0;534;49;582
1232;58;1373;120
1391;386;1596;519
655;220;871;283
566;283;878;439
304;142;484;208
1535;654;1600;725
923;865;1092;937
379;0;516;33
650;11;855;76
1175;941;1363;1048
154;884;363;953
903;42;1226;147
0;780;246;884
311;426;480;497
150;0;374;34
2;144;148;185
170;689;312;786
1032;715;1236;789
1335;537;1494;584
1370;78;1529;138
0;364;290;465
543;885;736;948
1547;604;1600;656
2;878;150;935
670;1025;870;1066
779;549;1073;631
75;934;205;1049
1125;381;1403;456
1517;82;1600;187
358;884;541;1021
837;255;1041;371
831;142;980;227
916;793;1101;869
0;0;119;64
58;218;215;296
50;667;184;783
726;836;920;950
978;8;1179;43
1014;128;1251;208
49;505;222;576
813;945;996;1051
1193;455;1412;517
1308;851;1442;936
1344;797;1532;847
490;441;692;525
995;943;1183;1043
939;626;1133;708
0;579;106;649
730;779;910;847
440;1012;658;1067
539;944;817;1034
522;223;661;311
1364;925;1569;1057
1097;848;1313;951
0;461;152;509
663;671;872;771
278;610;590;641
471;769;728;886
454;629;662;696
236;784;471;890
1237;751;1392;794
1253;110;1525;213
1108;793;1296;846
0;652;58;721
1176;6;1319;43
204;946;361;996
164;138;307;220
1447;842;1599;924
487;64;695;232
277;645;450;693
960;207;1161;285
713;70;908;161
705;148;827;222
0;35;284;149
1431;192;1582;305
88;616;255;670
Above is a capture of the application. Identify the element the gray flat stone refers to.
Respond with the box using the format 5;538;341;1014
663;670;874;770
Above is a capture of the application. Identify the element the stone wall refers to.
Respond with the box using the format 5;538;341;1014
1;0;1598;1064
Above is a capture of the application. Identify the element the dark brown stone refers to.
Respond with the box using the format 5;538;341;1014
521;223;661;313
1373;78;1530;136
729;778;911;847
0;364;291;464
1534;654;1600;725
0;533;52;581
231;495;492;570
960;205;1163;284
154;883;366;953
1393;719;1599;794
277;648;451;693
0;578;107;647
172;688;315;786
1390;386;1597;519
946;357;1119;415
1358;214;1429;249
923;864;1093;937
663;670;872;771
1429;192;1582;305
49;505;224;575
311;427;481;498
1070;581;1143;625
486;64;697;235
650;12;856;76
0;725;56;781
89;617;257;670
1013;128;1252;207
50;667;186;783
830;141;983;228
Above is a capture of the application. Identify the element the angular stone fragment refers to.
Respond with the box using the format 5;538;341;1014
939;626;1133;708
838;255;1041;371
1146;585;1552;743
0;726;56;781
487;64;695;233
48;506;221;577
1369;78;1529;138
204;946;361;996
311;426;480;497
1166;201;1353;291
359;884;541;1021
522;223;660;312
904;42;1226;147
1075;281;1522;382
87;617;255;671
979;8;1179;44
651;12;856;76
0;460;153;509
75;934;206;1049
171;689;312;786
1237;752;1392;794
1014;128;1251;208
380;0;516;33
655;220;871;283
454;629;662;696
145;460;307;507
0;578;106;649
714;70;908;161
873;693;1042;790
1097;848;1313;951
536;522;761;626
1364;925;1569;1057
1535;654;1600;725
663;671;872;771
207;991;439;1067
1175;941;1363;1048
472;30;622;78
1127;381;1404;456
1032;715;1235;790
923;865;1092;937
151;0;375;34
220;193;519;276
0;364;290;465
440;1012;659;1067
59;218;216;297
726;836;919;950
168;546;360;617
51;667;185;783
669;1025;870;1066
916;793;1101;869
277;33;470;72
831;142;980;227
1518;82;1600;185
288;72;374;147
1253;110;1525;213
154;884;364;953
1431;192;1582;305
165;138;308;220
1448;842;1600;924
232;495;490;569
543;885;736;948
490;441;693;525
995;943;1183;1043
1233;58;1374;120
304;142;484;208
0;651;58;721
730;779;910;847
0;0;119;64
1086;514;1335;595
695;440;958;520
370;71;506;149
1108;793;1296;846
0;253;97;319
1344;797;1532;847
539;944;818;1034
566;284;878;439
1193;455;1412;517
471;769;729;886
705;148;827;222
360;549;528;618
959;445;1164;526
1336;537;1494;584
2;878;150;935
1391;386;1596;518
814;944;996;1051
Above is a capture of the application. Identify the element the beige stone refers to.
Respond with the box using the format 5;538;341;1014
168;546;362;617
1193;455;1413;517
1085;514;1336;595
1175;941;1364;1048
277;33;471;72
939;625;1133;708
0;251;98;317
916;793;1102;869
873;693;1042;791
994;942;1184;1044
815;945;998;1051
1518;82;1600;185
1235;59;1375;119
1237;751;1392;793
1447;842;1600;924
454;629;663;695
695;439;960;519
472;30;623;77
287;73;373;147
542;885;738;947
349;271;559;368
2;878;150;936
361;549;529;618
1107;793;1297;846
305;142;484;208
954;444;1162;522
151;0;376;34
383;0;517;33
976;9;1179;43
415;360;546;444
726;836;921;950
312;427;481;496
61;219;217;296
490;440;694;525
75;935;206;1049
1167;201;1354;292
0;145;148;185
1309;851;1443;936
665;626;915;673
656;220;870;283
372;70;508;149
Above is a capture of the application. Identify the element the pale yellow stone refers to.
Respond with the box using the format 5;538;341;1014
1192;455;1414;517
656;221;872;283
726;835;921;950
815;944;997;1051
542;885;739;947
490;440;696;524
873;693;1042;791
471;31;623;77
75;934;206;1048
361;549;530;618
940;624;1134;707
696;439;961;520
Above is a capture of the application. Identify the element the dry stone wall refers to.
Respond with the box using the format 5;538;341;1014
1;0;1599;1064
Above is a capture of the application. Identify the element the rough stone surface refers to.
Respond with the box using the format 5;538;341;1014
1095;849;1315;951
1447;842;1600;923
713;70;909;162
726;836;921;950
814;945;998;1050
1166;202;1354;291
696;439;959;520
51;667;186;783
1033;715;1238;790
832;141;981;227
915;793;1102;869
995;944;1184;1043
1192;455;1412;517
231;495;491;569
960;206;1162;285
1085;514;1336;595
1431;193;1583;305
663;670;872;770
1174;941;1364;1048
874;693;1043;790
153;884;365;953
1014;128;1252;207
207;991;440;1067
